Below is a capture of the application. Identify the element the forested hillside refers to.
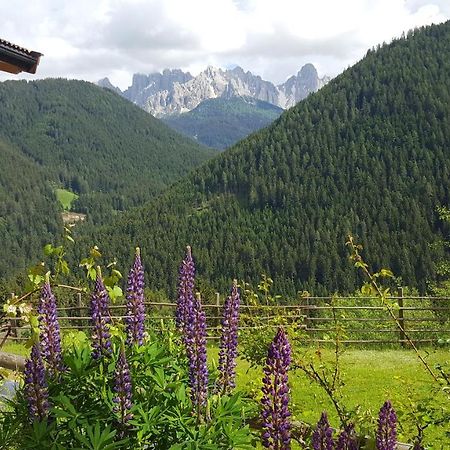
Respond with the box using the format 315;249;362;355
163;96;283;149
77;22;450;297
0;79;215;278
0;139;61;277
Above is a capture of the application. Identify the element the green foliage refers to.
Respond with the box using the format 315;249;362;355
79;246;123;302
0;79;215;281
163;96;283;150
2;330;254;449
77;21;450;298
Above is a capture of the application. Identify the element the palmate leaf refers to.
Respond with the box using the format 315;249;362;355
0;411;21;449
72;422;129;450
221;424;254;449
22;420;56;449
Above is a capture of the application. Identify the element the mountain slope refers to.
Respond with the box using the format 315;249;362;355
0;79;215;277
163;96;283;149
79;22;450;297
0;138;61;277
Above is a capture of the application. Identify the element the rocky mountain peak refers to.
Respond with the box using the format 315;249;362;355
298;63;318;77
277;63;329;108
99;63;330;117
97;77;122;95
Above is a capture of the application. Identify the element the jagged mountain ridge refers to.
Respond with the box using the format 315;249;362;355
100;64;329;117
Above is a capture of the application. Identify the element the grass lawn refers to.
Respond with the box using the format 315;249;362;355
1;342;30;357
210;347;450;448
55;188;78;210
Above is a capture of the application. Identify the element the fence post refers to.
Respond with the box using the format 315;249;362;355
215;293;221;333
10;293;18;340
398;287;407;347
77;292;84;330
302;296;311;338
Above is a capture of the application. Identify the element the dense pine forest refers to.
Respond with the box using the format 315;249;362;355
74;22;450;298
0;139;61;277
163;96;283;149
0;80;215;279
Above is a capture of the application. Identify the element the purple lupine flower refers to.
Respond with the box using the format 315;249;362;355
185;292;209;421
24;343;50;422
176;245;195;334
312;412;335;450
37;275;63;376
216;280;240;395
376;401;397;450
261;327;291;450
113;348;133;432
336;423;358;450
125;247;145;346
90;267;112;359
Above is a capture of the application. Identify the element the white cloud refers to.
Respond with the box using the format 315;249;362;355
0;0;447;89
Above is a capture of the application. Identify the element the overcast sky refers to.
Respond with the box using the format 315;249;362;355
0;0;448;90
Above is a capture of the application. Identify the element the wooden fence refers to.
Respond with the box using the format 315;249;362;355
2;291;450;346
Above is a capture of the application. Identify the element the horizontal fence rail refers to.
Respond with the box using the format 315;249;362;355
2;291;450;346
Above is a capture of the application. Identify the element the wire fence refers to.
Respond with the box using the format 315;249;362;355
2;290;450;346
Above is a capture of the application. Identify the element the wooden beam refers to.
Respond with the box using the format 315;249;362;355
0;351;25;371
0;60;21;74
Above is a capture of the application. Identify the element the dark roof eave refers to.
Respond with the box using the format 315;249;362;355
0;40;42;74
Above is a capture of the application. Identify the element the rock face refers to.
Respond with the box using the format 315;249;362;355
97;77;122;95
277;64;331;109
99;64;329;117
122;69;193;108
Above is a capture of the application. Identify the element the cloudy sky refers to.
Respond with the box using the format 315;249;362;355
1;0;448;90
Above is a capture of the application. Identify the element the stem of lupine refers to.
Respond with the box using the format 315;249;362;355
261;327;291;449
37;272;63;376
90;266;112;359
216;279;240;396
113;346;133;436
125;247;145;346
336;423;358;450
376;400;397;450
183;289;208;423
312;412;334;450
176;245;195;336
24;342;49;422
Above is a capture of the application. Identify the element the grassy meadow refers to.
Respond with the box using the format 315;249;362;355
55;188;78;210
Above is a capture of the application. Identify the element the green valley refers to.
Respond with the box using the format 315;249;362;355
0;79;215;278
163;96;283;149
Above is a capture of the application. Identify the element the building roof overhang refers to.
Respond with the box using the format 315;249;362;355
0;39;42;74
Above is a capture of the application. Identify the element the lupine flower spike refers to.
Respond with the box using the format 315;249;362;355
261;327;292;450
312;412;335;450
113;347;133;435
24;342;50;422
185;292;209;422
376;400;397;450
125;247;145;346
37;273;63;376
336;423;358;450
216;279;240;395
90;266;112;359
176;245;195;335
